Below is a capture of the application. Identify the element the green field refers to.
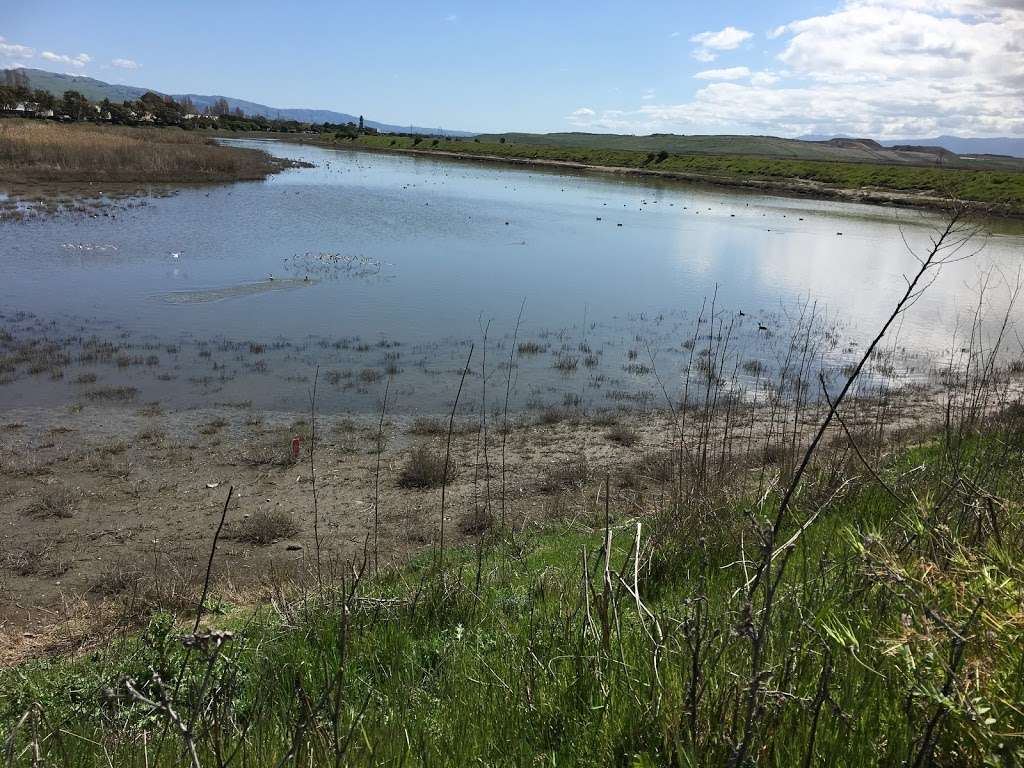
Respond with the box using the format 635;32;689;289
5;424;1023;766
347;134;1024;214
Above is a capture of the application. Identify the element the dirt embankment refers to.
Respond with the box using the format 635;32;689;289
0;382;945;665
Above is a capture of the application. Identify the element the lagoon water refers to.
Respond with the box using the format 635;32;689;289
2;139;1022;414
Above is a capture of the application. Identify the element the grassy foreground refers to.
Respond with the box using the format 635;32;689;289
3;420;1022;765
347;134;1024;215
0;120;297;185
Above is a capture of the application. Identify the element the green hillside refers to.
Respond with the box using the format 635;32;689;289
474;132;1024;172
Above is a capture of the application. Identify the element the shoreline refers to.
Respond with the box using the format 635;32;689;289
238;129;1024;221
336;143;1024;220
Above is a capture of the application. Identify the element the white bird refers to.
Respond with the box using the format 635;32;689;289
170;251;182;259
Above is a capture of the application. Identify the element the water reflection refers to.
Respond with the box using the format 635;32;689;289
0;139;1020;413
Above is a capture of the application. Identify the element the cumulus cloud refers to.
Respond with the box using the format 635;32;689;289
40;50;91;68
694;66;751;81
111;58;139;69
689;26;753;62
569;0;1024;138
0;36;34;59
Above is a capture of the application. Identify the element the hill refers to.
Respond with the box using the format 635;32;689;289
802;133;1024;160
2;68;473;136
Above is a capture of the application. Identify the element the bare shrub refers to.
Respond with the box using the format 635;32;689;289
409;417;446;436
236;510;301;545
90;561;144;595
537;456;590;494
606;424;639;447
398;445;450;489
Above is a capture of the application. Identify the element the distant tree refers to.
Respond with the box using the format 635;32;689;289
232;106;244;118
412;136;423;145
0;86;17;110
656;150;669;163
358;115;364;131
211;97;230;116
106;101;133;124
178;95;196;114
498;137;506;144
31;89;55;111
60;90;90;120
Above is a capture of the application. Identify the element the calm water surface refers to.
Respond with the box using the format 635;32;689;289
2;139;1022;414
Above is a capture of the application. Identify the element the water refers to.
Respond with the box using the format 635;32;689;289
1;139;1022;414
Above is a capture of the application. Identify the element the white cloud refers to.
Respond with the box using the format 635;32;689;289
568;107;596;121
111;58;139;69
689;25;753;63
694;66;751;81
689;26;754;50
40;50;91;68
750;71;780;86
0;36;34;59
569;0;1024;138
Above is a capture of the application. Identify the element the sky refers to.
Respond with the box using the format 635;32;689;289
2;0;1022;138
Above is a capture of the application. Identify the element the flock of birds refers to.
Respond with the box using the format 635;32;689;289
275;251;387;281
60;242;119;252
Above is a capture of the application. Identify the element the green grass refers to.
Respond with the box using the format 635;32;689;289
347;134;1024;214
3;425;1023;766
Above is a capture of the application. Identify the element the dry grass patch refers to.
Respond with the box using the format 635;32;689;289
25;486;78;518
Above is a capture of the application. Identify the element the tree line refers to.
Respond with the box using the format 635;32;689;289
0;71;378;136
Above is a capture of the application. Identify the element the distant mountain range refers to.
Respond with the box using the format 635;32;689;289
4;68;474;136
801;134;1024;159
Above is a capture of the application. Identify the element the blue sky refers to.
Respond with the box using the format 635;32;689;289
3;0;1022;137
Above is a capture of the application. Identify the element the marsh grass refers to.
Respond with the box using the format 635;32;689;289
0;120;293;184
